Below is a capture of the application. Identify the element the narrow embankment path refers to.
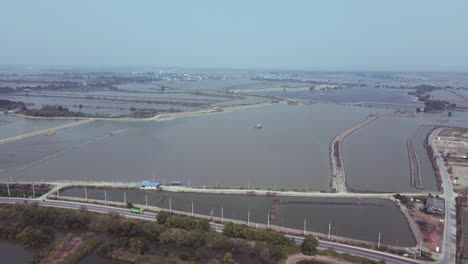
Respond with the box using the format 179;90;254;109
0;119;93;145
329;111;415;193
329;113;383;193
407;125;426;189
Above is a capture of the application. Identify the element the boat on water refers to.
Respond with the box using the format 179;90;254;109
255;123;262;129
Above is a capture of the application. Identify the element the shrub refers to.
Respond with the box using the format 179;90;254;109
302;235;319;255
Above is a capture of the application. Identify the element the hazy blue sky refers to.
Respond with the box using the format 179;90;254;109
2;0;467;71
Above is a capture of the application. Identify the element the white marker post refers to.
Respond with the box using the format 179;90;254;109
377;232;381;249
303;218;307;236
267;211;270;230
145;192;148;208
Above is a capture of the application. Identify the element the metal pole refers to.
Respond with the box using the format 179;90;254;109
419;238;423;257
85;186;88;202
267;211;270;230
123;190;127;204
328;221;331;240
145;192;148;208
377;232;381;249
169;196;172;213
32;184;35;198
304;218;307;236
7;182;10;197
191;200;194;217
247;210;250;226
221;204;224;223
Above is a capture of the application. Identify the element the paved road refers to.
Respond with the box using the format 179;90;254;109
0;197;423;264
429;128;457;264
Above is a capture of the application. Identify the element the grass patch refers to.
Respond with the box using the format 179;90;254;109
319;248;385;264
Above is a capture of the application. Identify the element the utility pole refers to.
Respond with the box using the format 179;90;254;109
377;232;381;249
328;221;331;240
267;211;270;230
221;204;224;223
85;186;88;202
191;200;194;217
123;190;127;204
303;218;307;235
7;182;10;197
145;192;148;208
247;210;250;226
169;196;172;213
32;184;35;198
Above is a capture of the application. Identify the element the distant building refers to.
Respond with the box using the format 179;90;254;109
423;198;445;214
139;181;160;190
169;181;182;186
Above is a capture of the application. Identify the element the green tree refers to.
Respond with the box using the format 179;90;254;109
223;252;235;264
129;237;148;254
302;235;319;255
196;218;210;231
157;211;171;225
17;226;54;248
209;259;222;264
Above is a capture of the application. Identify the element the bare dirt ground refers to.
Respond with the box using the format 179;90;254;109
452;164;468;188
40;236;83;264
413;209;444;252
285;253;354;264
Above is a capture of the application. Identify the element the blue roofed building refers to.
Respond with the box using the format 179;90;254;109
140;181;160;190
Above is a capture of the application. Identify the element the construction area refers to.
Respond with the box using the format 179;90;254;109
433;128;468;190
